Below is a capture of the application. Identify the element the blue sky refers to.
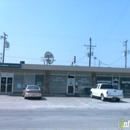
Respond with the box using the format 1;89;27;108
0;0;130;68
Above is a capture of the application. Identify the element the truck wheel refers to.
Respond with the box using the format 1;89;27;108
90;92;93;98
101;94;105;101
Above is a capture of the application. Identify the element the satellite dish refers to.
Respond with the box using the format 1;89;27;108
43;51;55;65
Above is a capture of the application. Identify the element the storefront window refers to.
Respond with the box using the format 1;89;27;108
120;77;130;94
75;75;92;95
24;73;35;87
14;73;24;92
96;76;112;84
50;75;67;93
35;74;44;92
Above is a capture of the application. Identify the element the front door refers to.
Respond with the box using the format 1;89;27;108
67;75;75;95
113;80;119;89
0;77;13;93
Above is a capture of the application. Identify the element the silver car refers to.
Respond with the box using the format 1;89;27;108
22;85;42;99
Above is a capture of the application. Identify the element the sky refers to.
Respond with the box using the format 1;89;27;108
0;0;130;68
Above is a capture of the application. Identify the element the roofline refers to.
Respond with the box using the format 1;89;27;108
21;64;130;74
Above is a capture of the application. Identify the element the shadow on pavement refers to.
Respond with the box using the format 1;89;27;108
92;97;129;103
25;97;47;101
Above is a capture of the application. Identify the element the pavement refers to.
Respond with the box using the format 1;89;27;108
0;95;130;110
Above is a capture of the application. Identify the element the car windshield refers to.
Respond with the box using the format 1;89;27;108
27;85;39;90
101;85;113;89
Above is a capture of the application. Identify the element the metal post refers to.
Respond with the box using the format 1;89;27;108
89;38;91;67
1;33;8;63
123;40;128;68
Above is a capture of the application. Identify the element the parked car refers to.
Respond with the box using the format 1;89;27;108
22;85;42;99
90;83;123;102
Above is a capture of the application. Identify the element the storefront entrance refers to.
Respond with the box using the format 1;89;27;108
1;77;13;92
67;74;75;95
112;77;120;89
0;73;13;93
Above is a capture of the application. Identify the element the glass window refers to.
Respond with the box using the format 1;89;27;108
100;85;113;89
93;84;98;88
1;77;6;84
7;78;12;84
120;77;130;94
27;85;39;89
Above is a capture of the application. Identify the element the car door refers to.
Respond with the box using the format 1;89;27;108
96;84;101;96
92;84;98;96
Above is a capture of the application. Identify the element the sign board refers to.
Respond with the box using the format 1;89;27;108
17;83;21;88
0;63;21;68
1;72;14;77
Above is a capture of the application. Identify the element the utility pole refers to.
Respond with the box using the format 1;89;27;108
0;33;8;63
0;53;2;63
84;37;96;67
99;61;101;67
89;38;92;67
123;40;129;68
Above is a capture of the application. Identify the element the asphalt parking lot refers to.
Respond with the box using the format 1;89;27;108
0;95;130;110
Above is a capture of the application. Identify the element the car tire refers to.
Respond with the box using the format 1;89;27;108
39;97;42;100
90;92;93;98
116;98;120;102
24;96;27;99
101;94;105;101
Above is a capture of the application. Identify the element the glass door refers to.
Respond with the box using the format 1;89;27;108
0;77;13;93
1;77;6;92
67;75;75;95
7;77;13;92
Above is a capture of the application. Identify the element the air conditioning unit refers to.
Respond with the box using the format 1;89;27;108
20;61;25;64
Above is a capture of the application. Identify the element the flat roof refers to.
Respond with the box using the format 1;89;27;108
21;64;130;74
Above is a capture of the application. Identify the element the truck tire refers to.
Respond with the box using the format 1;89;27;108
90;92;93;98
24;96;27;99
101;94;105;101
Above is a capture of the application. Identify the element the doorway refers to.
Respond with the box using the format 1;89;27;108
0;77;13;93
112;80;119;89
67;75;75;95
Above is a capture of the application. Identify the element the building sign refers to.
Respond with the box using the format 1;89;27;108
17;83;21;88
78;78;90;83
122;81;130;84
53;77;65;82
97;80;111;83
37;81;42;85
1;72;14;77
0;63;21;68
96;76;112;84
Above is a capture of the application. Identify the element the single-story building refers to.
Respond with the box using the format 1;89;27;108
0;62;130;96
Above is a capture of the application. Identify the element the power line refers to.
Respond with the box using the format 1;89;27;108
76;55;87;62
6;55;40;60
5;55;87;64
104;0;130;41
90;0;105;36
6;55;125;67
96;56;123;67
106;56;123;65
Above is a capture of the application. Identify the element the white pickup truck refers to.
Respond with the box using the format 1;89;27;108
90;83;123;101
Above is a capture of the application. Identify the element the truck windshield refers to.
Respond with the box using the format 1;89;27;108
101;85;113;89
